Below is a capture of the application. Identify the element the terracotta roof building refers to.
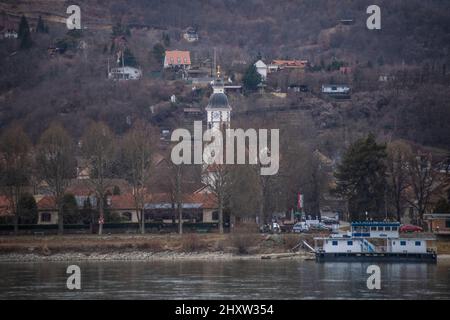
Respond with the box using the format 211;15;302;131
164;50;191;69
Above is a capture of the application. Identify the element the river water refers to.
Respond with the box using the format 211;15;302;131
0;260;449;300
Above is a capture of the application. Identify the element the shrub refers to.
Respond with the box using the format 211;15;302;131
283;234;301;251
181;234;207;252
230;224;260;254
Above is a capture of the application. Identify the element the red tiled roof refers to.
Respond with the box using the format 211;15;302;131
110;192;217;210
37;196;57;210
165;50;191;65
272;60;308;68
110;194;136;209
184;193;217;209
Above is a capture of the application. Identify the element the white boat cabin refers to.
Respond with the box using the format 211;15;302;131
351;222;400;238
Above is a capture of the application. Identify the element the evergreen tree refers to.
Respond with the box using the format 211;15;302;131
18;193;38;225
162;32;170;47
119;48;138;67
152;43;165;65
335;134;387;220
62;194;81;224
243;64;262;92
18;15;32;49
36;15;47;33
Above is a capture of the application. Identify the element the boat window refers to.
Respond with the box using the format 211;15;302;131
415;241;421;246
332;241;338;246
371;227;377;231
400;241;406;246
347;241;353;246
385;227;391;231
392;227;398;231
378;227;384;231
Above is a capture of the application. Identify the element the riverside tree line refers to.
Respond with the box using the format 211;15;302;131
0;120;449;236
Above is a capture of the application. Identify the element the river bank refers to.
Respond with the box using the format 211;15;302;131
0;233;314;262
0;233;449;263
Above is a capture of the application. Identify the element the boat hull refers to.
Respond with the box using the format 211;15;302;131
315;252;437;263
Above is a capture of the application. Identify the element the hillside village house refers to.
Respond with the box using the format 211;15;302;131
0;21;18;39
164;50;191;69
321;84;351;95
108;66;142;80
183;27;199;42
269;59;309;72
254;60;268;80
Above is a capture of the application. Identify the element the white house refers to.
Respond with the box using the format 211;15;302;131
254;60;268;81
183;28;199;42
3;29;18;39
321;84;351;95
108;66;142;80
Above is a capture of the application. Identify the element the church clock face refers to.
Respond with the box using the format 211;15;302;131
212;111;221;121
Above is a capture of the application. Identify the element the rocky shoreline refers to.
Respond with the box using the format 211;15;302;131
0;252;448;263
0;251;268;263
0;250;319;263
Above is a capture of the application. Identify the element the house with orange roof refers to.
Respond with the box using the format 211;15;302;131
109;192;218;224
269;59;309;72
164;50;191;69
36;196;58;225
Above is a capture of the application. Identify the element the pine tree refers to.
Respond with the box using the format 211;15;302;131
18;15;32;49
162;32;170;47
36;15;46;33
243;64;262;92
335;134;388;220
152;43;165;64
119;48;138;67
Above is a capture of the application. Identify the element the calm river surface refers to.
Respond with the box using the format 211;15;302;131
0;260;449;300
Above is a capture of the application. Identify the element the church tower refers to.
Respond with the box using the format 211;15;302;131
205;67;232;130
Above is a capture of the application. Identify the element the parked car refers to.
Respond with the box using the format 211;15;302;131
292;222;310;233
400;224;423;233
310;223;332;232
322;218;339;225
259;223;281;234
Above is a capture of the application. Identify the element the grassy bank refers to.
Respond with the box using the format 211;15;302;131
0;233;315;256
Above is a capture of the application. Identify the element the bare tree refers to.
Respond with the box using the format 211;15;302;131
81;122;115;235
227;164;260;229
122;121;156;234
0;126;32;235
203;163;230;234
386;140;412;222
174;164;184;234
36;123;76;235
407;151;439;224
